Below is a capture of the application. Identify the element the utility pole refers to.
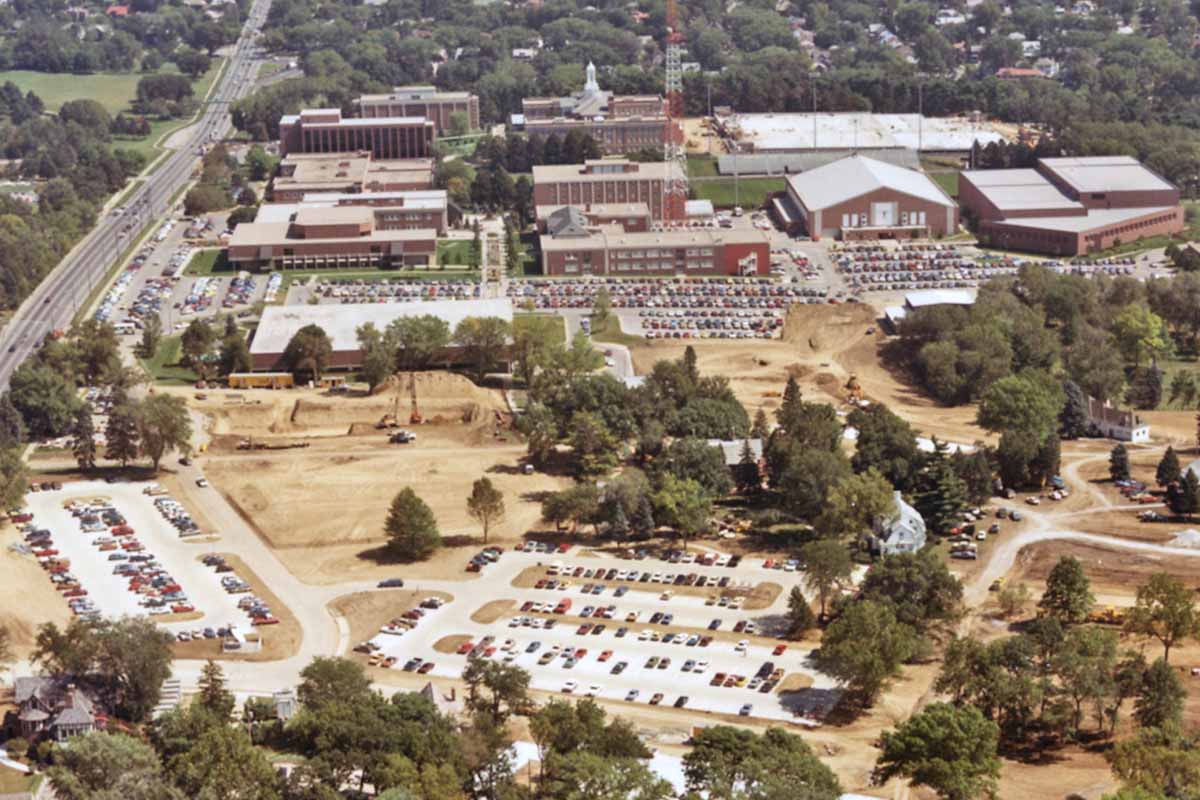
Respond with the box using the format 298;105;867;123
810;72;818;151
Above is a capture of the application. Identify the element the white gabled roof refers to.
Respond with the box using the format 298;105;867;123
786;155;954;212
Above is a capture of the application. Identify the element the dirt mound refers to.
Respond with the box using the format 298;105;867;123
780;303;875;348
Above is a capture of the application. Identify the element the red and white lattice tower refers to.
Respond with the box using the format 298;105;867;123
663;0;689;224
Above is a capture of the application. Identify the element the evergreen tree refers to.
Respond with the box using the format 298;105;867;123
70;406;96;472
785;586;816;638
105;396;141;467
1156;446;1181;487
385;488;442;561
1126;366;1163;410
1059;379;1089;438
778;376;801;424
683;345;699;385
914;443;967;536
632;495;655;540
197;659;235;722
1169;469;1200;519
751;408;770;439
136;314;161;360
1134;658;1186;729
608;501;629;540
1039;555;1095;624
1109;444;1131;482
735;438;759;493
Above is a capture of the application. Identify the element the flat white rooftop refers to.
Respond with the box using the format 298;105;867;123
250;298;513;357
722;112;1007;152
904;289;976;308
986;206;1176;234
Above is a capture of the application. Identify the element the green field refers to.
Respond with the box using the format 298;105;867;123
589;314;643;347
930;171;959;197
690;177;785;210
687;155;720;178
513;313;567;345
438;239;477;267
184;249;230;276
139;335;201;386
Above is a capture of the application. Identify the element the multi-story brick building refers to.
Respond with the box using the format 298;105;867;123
960;156;1184;255
540;227;770;277
532;160;683;222
226;207;436;271
278;109;434;160
518;62;667;155
537;202;652;234
357;86;480;135
772;154;958;240
270;152;435;201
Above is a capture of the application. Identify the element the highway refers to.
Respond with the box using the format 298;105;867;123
0;0;274;389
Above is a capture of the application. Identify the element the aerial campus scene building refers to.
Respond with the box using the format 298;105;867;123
4;2;1200;800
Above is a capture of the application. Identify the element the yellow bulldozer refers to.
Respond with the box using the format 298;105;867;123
1086;606;1127;626
844;374;864;404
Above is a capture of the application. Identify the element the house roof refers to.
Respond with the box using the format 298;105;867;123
1087;396;1145;430
546;206;590;237
785;155;954;212
706;438;763;467
985;206;1175;234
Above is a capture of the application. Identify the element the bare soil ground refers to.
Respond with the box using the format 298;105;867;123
433;634;472;654
170;553;302;662
330;588;454;655
0;520;72;658
471;599;516;624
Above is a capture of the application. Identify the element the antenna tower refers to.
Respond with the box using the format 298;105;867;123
663;0;689;224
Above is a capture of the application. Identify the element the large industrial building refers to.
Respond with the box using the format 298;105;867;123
226;207;436;271
270;152;434;201
772;155;958;240
539;225;770;277
532;159;683;222
960;156;1184;255
357;86;480;135
278;109;434;160
517;62;667;155
249;298;513;372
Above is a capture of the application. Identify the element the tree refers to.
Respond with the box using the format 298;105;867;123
49;732;182;800
1126;366;1164;410
181;318;216;375
454;316;511;382
1039;555;1095;625
136;394;192;472
1112;304;1171;366
71;406;96;471
653;437;734;497
1110;444;1131;482
283;324;333;382
848;403;923;490
997;583;1030;618
197;659;235;722
568;411;620;478
651;474;711;550
385;488;442;561
1134;658;1186;729
520;402;558;465
106;397;140;467
218;333;252;377
815;468;895;540
137;314;162;359
511;315;562;387
296;657;371;711
734;438;760;493
387;315;451;371
169;724;281;800
462;660;531;725
976;371;1065;442
914;444;968;535
466;477;505;543
0;392;25;449
751;408;770;439
1060;379;1090;438
874;702;1001;800
859;549;964;633
813;600;920;706
1107;725;1200;798
9;362;82;438
1125;572;1200;662
1169;468;1200;518
541;483;600;535
777;448;852;520
800;539;853;619
0;448;26;511
591;288;612;325
785;586;816;639
1054;625;1119;734
683;726;842;800
1155;447;1181;487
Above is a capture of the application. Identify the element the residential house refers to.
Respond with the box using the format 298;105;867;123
15;676;104;742
871;491;927;556
1086;396;1150;442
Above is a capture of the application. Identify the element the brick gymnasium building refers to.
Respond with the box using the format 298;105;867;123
270;153;434;201
226;207;436;271
959;156;1184;256
539;224;770;277
519;62;667;155
279;109;434;160
772;155;958;240
249;299;513;372
532;160;683;222
357;86;480;135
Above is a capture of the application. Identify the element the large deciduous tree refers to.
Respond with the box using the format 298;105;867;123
136;394;193;472
1039;555;1095;625
282;324;333;383
466;476;505;544
874;702;1001;800
1125;572;1200;662
384;488;442;561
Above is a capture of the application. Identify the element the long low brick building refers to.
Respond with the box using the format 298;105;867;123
279;109;434;160
539;226;770;277
270;152;434;201
226;207;436;271
248;298;513;371
960;156;1184;255
772;155;958;241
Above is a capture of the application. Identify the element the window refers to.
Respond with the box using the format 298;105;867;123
842;213;850;228
918;211;927;225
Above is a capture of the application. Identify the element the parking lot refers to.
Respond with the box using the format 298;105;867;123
353;547;840;724
21;480;249;634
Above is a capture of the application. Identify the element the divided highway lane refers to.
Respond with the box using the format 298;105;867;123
0;0;273;388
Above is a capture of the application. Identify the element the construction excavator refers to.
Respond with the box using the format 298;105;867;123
844;374;864;404
409;370;423;425
377;372;423;429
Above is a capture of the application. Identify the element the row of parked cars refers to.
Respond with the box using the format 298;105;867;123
223;273;259;308
201;554;279;627
465;545;504;572
150;491;200;537
354;597;448;668
318;277;480;304
22;520;100;619
506;277;814;311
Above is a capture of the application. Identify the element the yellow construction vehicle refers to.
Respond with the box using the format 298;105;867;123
1086;606;1126;625
844;374;864;403
409;371;423;425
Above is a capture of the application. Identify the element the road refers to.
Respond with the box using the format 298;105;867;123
0;0;273;389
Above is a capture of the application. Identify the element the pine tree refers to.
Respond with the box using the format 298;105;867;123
632;495;655;540
385;488;442;561
778;376;801;425
197;659;235;722
70;406;96;472
1109;444;1131;482
915;445;967;536
1126;366;1163;410
751;408;770;440
683;345;699;385
1172;470;1200;519
1059;380;1089;439
1156;446;1181;487
785;586;816;638
608;502;630;541
735;438;760;493
105;397;140;467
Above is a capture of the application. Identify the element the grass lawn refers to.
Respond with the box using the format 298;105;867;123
514;313;567;346
112;59;226;163
589;314;643;347
184;249;231;276
139;335;201;386
0;181;35;194
0;767;33;794
687;155;720;178
930;171;959;197
438;239;477;267
690;177;785;210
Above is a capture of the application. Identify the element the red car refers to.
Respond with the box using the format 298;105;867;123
172;604;196;614
773;644;787;656
457;641;475;654
483;646;497;657
598;650;613;662
557;543;570;553
252;615;279;625
62;589;87;598
418;662;435;674
34;549;58;557
466;563;481;573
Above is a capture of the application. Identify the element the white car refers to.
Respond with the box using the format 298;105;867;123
196;478;209;487
562;680;578;694
735;639;749;653
694;660;710;674
585;684;601;697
